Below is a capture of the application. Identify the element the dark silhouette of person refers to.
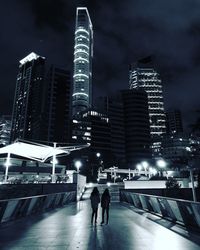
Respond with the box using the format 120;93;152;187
101;188;111;225
90;187;100;225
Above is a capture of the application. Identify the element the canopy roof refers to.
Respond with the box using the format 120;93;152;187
0;140;89;162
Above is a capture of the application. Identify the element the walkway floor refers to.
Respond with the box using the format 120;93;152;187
0;199;200;250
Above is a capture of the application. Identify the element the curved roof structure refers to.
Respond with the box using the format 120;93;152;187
0;140;89;162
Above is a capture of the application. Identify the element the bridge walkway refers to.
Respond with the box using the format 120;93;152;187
0;194;200;249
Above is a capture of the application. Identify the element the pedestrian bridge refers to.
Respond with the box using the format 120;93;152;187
0;186;200;250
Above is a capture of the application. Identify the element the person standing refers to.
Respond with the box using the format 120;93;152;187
90;187;100;225
101;188;110;225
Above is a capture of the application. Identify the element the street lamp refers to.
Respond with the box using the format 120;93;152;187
142;161;149;176
136;164;142;174
51;142;57;183
75;160;82;201
156;159;167;177
96;152;101;158
4;152;11;183
75;160;82;173
185;147;197;202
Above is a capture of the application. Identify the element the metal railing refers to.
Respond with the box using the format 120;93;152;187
0;191;76;224
120;190;200;231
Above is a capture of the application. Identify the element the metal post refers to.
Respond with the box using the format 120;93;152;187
52;142;57;183
114;167;116;183
4;152;10;183
128;168;131;180
190;169;197;202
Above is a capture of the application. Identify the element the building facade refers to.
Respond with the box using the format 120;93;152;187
129;57;166;156
166;109;183;135
121;89;151;167
72;7;93;116
41;66;71;143
10;52;45;142
96;96;126;166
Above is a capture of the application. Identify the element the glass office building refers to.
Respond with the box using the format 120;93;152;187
72;7;93;116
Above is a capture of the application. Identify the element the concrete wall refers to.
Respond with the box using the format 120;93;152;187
124;180;166;189
0;183;76;200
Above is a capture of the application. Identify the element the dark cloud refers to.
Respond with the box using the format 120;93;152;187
1;0;200;129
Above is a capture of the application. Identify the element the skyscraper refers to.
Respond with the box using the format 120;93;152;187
41;66;71;143
166;109;183;135
10;52;45;142
72;7;93;116
129;57;166;156
121;89;151;166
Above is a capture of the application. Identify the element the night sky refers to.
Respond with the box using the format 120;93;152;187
1;0;200;128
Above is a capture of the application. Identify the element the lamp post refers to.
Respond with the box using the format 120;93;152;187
185;147;197;202
75;160;82;201
136;164;142;175
51;142;57;183
156;159;167;177
142;161;149;176
4;152;11;183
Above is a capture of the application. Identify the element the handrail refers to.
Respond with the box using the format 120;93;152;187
120;190;200;231
122;190;200;204
0;191;75;203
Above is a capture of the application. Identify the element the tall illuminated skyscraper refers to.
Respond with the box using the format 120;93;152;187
11;52;45;142
72;7;93;116
129;57;166;156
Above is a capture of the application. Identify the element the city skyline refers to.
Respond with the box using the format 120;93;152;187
1;1;200;128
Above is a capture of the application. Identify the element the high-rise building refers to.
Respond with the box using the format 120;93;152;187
129;56;166;156
10;52;45;142
96;96;126;165
72;7;93;116
41;66;71;143
166;109;183;135
72;110;110;153
121;89;151;166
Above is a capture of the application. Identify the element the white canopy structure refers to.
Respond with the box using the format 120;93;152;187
0;140;90;183
0;140;89;162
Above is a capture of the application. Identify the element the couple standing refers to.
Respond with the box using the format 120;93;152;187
90;187;110;225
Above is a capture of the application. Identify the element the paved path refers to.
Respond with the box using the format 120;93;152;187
0;199;200;250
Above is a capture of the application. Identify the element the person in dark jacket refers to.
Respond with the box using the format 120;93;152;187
90;187;100;224
101;188;110;225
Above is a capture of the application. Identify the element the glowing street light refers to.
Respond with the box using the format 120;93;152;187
75;160;82;173
156;159;167;168
96;152;101;158
156;159;167;177
136;164;142;172
142;161;148;169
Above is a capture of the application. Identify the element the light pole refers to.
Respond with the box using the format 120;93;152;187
75;160;82;201
4;152;11;183
136;164;142;175
186;147;197;202
142;161;149;176
96;152;101;181
156;159;167;177
51;142;57;183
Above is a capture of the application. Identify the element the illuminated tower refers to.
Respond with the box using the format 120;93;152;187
129;57;166;156
10;52;45;142
72;7;93;116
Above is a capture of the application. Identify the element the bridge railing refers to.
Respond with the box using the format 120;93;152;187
0;191;76;224
120;190;200;231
